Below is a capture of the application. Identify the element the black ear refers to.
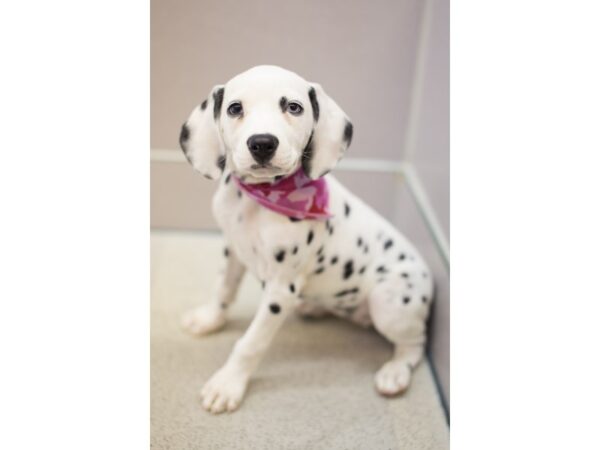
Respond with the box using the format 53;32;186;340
303;83;353;179
179;85;226;180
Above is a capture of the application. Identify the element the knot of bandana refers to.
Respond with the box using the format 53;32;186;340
233;168;332;221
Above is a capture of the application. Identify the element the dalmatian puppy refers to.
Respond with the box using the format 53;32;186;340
179;65;433;414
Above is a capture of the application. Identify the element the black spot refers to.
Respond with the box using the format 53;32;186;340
216;155;226;172
275;250;286;263
383;239;394;251
407;283;413;289
330;256;338;265
292;246;298;255
422;296;428;303
307;230;314;245
318;255;325;263
399;253;406;261
224;247;229;257
343;260;354;280
261;280;266;289
308;87;319;122
358;266;366;274
317;245;324;256
343;120;353;146
237;190;242;198
179;123;192;163
319;170;330;178
329;226;334;235
363;245;369;254
224;173;231;184
403;296;411;304
376;266;388;274
301;131;314;177
179;123;189;145
289;283;295;293
200;99;208;110
220;303;227;309
279;96;288;113
334;287;359;297
401;272;409;278
203;173;213;180
344;203;351;217
269;303;281;314
289;217;302;222
213;87;224;120
314;267;325;275
274;175;284;182
357;237;363;247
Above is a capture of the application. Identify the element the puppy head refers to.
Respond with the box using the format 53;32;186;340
179;65;353;183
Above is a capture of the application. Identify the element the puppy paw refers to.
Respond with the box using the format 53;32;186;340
181;304;226;336
375;360;412;397
200;366;249;414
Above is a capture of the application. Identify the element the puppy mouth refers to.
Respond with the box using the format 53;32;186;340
247;162;293;179
250;163;281;170
239;162;296;183
235;152;300;182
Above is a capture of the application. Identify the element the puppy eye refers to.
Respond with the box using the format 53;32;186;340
287;102;304;116
227;102;243;117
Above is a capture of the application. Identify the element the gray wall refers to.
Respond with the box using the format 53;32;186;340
415;0;449;409
393;0;450;406
151;0;424;160
412;0;450;236
151;0;431;229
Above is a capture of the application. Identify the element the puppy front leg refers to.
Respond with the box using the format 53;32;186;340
182;246;246;336
200;280;298;413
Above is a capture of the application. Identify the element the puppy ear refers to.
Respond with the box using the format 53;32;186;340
179;85;226;180
302;83;353;179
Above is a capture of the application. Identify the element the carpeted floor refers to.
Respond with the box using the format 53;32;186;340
151;230;449;449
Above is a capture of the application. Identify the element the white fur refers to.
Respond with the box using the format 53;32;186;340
180;66;433;413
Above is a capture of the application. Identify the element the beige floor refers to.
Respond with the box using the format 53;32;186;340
151;230;449;449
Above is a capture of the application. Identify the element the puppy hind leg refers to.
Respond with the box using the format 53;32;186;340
368;279;430;396
374;343;424;396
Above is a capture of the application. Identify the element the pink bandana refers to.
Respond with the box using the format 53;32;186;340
233;168;332;221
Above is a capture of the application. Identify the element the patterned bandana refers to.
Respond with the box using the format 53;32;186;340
233;168;332;221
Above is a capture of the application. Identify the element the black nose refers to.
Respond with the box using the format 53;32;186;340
247;134;279;164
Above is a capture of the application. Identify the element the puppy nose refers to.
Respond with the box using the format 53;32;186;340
247;134;279;164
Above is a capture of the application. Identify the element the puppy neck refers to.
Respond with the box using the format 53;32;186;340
232;167;332;220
